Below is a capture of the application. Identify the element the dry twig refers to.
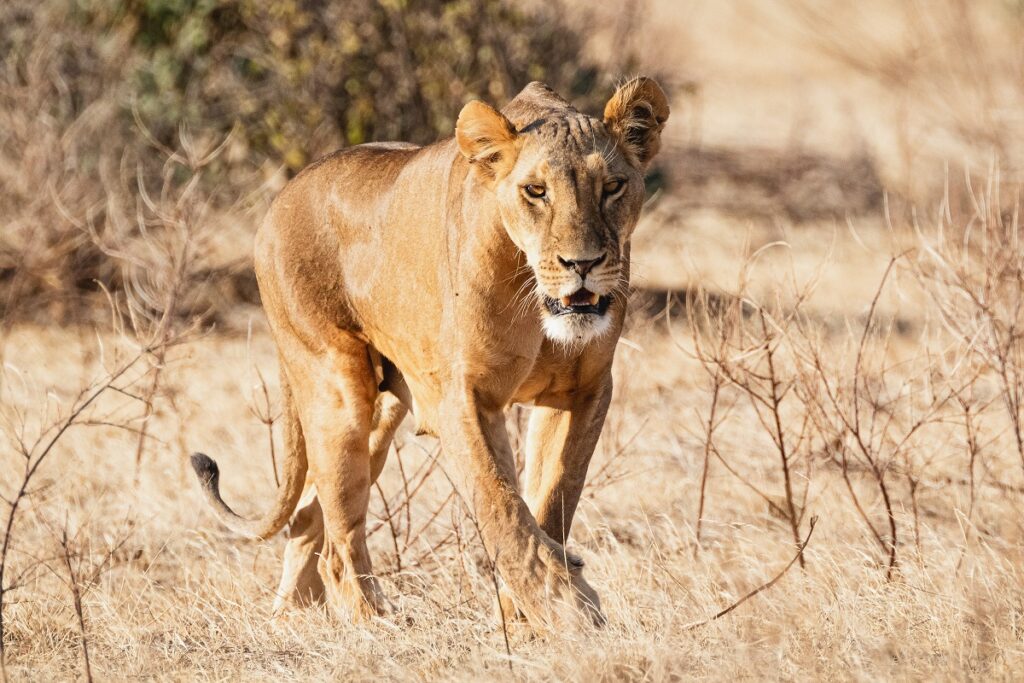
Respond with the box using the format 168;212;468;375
675;515;819;631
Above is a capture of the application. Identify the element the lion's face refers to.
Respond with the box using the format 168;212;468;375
456;78;670;346
494;124;645;344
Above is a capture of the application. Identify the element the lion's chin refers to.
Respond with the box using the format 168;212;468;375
541;309;613;347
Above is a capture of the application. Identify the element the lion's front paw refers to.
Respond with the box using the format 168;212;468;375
566;564;605;628
496;584;526;624
506;543;606;631
554;549;606;628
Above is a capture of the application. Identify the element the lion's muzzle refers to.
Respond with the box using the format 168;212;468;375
543;288;611;317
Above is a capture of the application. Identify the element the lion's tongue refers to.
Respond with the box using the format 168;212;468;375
561;289;599;307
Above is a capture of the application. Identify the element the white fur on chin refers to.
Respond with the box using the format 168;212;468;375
541;312;613;348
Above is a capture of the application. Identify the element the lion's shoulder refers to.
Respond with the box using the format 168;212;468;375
296;142;423;179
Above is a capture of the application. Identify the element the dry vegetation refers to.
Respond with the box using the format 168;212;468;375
3;0;1024;680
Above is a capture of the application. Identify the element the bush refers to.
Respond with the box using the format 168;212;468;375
0;0;633;320
77;0;621;170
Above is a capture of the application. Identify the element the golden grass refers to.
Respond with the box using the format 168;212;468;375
3;255;1024;679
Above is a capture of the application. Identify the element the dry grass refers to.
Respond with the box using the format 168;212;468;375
3;0;1024;680
3;288;1024;679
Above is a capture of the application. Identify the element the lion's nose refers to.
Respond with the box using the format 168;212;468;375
557;253;606;277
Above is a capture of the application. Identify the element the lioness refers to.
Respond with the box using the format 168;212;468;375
191;77;669;628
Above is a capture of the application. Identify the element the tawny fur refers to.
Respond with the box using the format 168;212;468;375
191;77;669;629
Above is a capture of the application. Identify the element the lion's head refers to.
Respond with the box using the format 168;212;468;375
455;78;670;346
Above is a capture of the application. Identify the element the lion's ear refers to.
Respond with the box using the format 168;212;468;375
455;100;519;180
603;76;670;168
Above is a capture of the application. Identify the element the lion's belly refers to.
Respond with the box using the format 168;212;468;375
385;359;444;437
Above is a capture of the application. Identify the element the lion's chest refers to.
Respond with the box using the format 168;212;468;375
509;355;578;405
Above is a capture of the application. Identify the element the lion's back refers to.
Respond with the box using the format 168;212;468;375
254;139;460;339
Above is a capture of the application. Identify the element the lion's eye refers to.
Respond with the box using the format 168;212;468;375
603;178;625;197
523;184;546;199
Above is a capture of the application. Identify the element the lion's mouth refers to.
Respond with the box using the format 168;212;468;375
543;288;611;316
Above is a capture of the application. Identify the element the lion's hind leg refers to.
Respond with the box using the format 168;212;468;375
273;485;325;612
271;374;324;612
273;389;407;613
369;390;408;482
279;332;392;621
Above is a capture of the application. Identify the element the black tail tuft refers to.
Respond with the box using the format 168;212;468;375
190;452;219;486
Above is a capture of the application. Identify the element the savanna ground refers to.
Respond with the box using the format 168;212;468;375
3;0;1024;679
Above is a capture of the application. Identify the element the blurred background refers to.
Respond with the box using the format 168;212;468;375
4;0;1023;324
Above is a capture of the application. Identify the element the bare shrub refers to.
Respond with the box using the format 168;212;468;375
910;166;1024;472
669;218;1014;582
678;250;816;566
0;129;217;674
35;511;135;683
793;257;956;577
0;339;147;675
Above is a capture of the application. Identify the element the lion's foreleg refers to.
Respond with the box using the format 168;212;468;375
522;375;613;544
489;377;612;626
439;394;603;629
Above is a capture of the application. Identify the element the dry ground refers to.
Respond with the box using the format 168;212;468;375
3;213;1024;680
3;0;1024;680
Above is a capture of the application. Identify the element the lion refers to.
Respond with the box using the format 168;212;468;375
190;76;669;628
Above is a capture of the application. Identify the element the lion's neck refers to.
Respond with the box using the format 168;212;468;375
454;181;529;300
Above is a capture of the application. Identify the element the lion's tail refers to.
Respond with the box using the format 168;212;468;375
190;379;307;540
189;449;305;540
